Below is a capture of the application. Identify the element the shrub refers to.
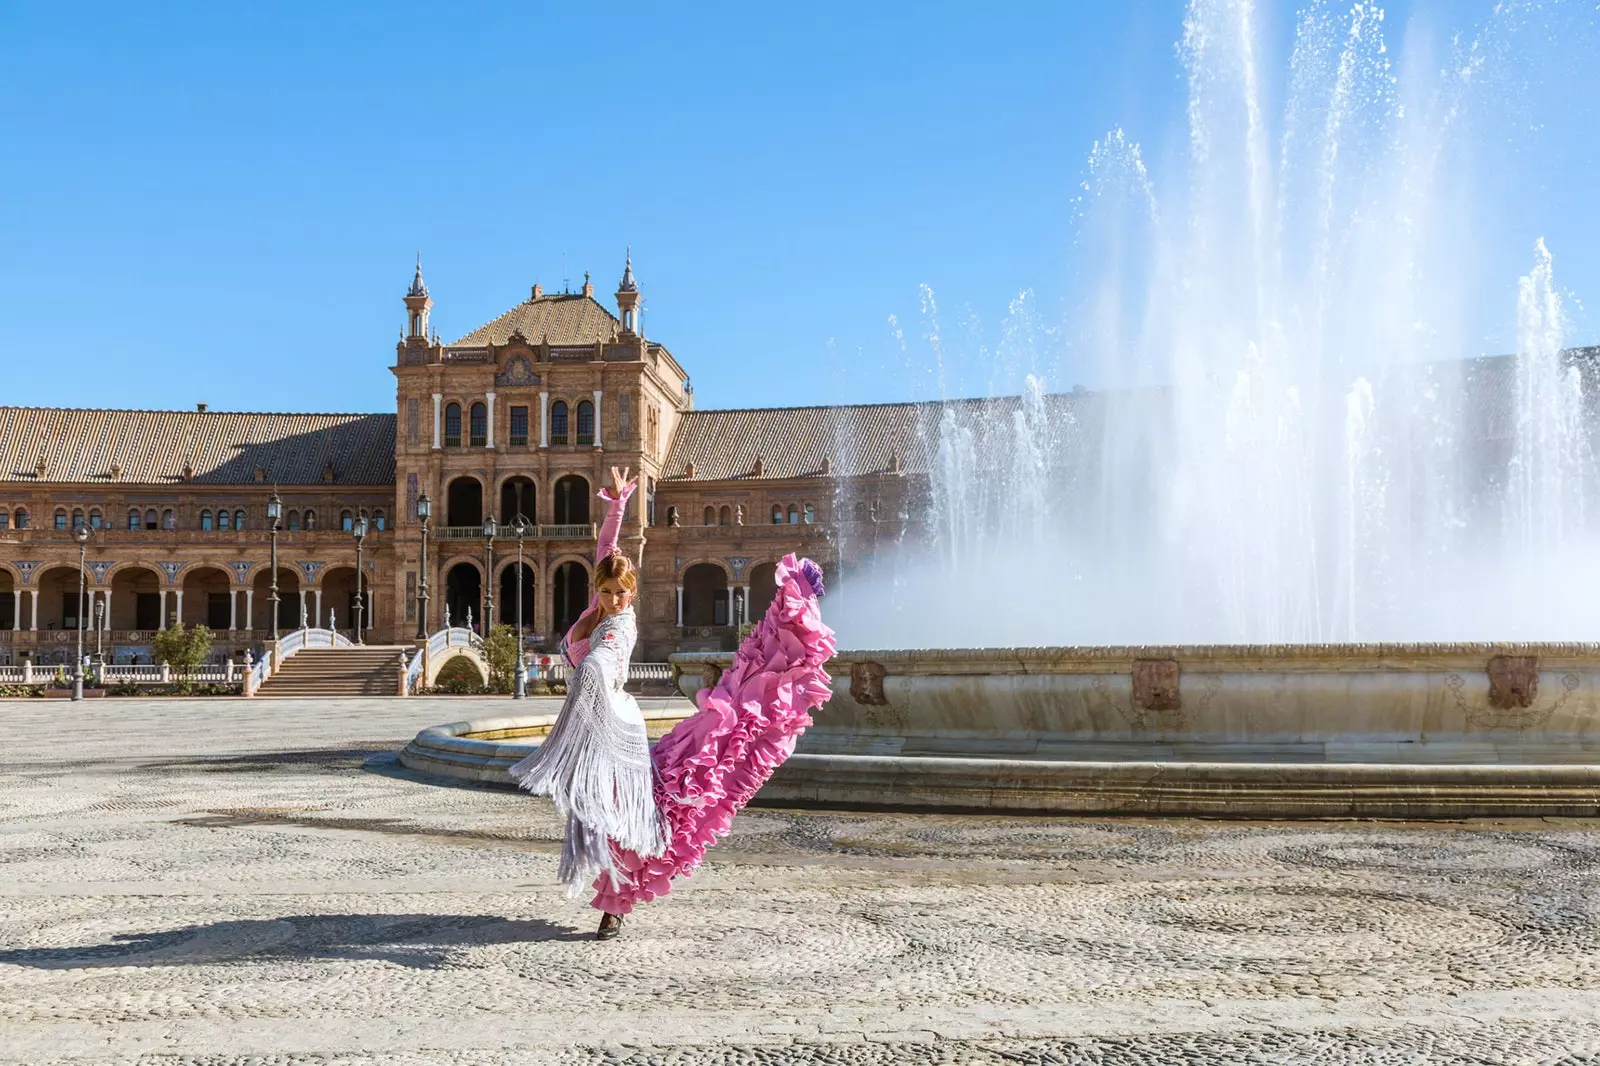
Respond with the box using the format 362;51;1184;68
429;657;486;695
0;684;41;699
151;622;213;691
482;624;525;694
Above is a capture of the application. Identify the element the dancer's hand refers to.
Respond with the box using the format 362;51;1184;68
610;465;638;497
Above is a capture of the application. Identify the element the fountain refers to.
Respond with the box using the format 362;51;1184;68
407;0;1600;816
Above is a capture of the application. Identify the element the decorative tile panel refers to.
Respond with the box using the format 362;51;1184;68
87;561;114;583
158;562;183;584
14;561;39;584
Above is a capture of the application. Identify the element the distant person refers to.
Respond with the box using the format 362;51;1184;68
511;466;835;940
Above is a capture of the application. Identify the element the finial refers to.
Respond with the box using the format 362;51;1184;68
618;246;637;293
408;253;428;298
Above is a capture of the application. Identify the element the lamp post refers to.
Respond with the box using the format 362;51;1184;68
353;512;368;644
266;492;282;639
94;599;104;663
72;525;89;700
482;514;497;634
511;514;530;699
415;492;431;640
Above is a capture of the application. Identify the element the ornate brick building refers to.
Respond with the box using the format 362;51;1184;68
0;257;924;664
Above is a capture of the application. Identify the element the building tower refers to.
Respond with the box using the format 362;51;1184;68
616;248;640;335
405;254;432;340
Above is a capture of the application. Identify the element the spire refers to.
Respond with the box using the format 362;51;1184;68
618;246;637;293
407;253;428;298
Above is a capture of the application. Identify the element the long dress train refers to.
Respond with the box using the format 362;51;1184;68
591;553;835;915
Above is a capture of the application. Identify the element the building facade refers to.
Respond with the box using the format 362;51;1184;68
0;257;926;665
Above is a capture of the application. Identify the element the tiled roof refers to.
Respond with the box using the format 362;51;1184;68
0;408;395;485
449;293;621;348
662;394;1097;481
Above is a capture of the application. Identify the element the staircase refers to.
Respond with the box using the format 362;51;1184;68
255;646;407;698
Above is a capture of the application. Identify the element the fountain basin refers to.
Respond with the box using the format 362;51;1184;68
665;643;1600;817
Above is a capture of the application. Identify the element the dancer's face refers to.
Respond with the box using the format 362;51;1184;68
597;579;634;616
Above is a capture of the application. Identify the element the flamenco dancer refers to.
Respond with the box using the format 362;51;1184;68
510;465;835;940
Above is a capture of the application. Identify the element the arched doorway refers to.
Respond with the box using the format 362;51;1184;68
180;566;233;630
500;476;537;526
447;476;483;528
250;566;302;631
320;565;365;637
552;560;589;637
748;562;779;624
34;565;82;633
499;563;536;634
553;474;590;525
682;562;730;627
445;562;483;631
109;566;163;631
0;568;15;633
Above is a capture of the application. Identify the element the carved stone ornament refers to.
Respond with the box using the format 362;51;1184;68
1487;655;1539;709
850;661;888;706
1132;658;1181;711
701;663;723;691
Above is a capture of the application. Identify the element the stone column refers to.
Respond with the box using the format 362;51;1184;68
245;588;254;631
174;589;184;627
367;589;375;630
299;589;308;627
592;389;603;447
30;589;38;631
229;589;237;631
743;585;752;626
486;391;496;449
539;391;549;448
314;589;323;628
675;584;684;627
102;590;112;630
432;393;442;450
12;589;20;630
156;590;166;629
725;580;734;627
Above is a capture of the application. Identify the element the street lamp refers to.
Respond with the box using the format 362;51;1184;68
511;514;530;699
353;512;369;645
94;598;104;663
266;492;282;639
482;514;497;634
415;492;432;640
73;525;89;701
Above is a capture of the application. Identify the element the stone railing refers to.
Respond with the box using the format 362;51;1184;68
432;523;598;541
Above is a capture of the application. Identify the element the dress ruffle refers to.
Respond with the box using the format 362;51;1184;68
591;553;835;915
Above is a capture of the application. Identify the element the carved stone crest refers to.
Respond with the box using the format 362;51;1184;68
701;663;723;692
495;354;543;387
850;661;888;706
1487;655;1539;709
1132;658;1181;711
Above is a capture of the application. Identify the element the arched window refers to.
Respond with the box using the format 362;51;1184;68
703;506;715;526
469;402;487;447
71;509;85;529
771;505;783;524
14;508;28;529
0;510;9;530
217;509;231;530
89;509;103;530
287;510;302;531
787;506;799;524
341;510;354;532
54;509;67;530
303;509;317;530
234;509;245;530
803;504;815;524
128;509;141;531
144;508;157;530
666;505;678;526
200;510;213;531
719;505;732;525
162;509;176;530
551;401;569;445
444;403;462;447
373;509;386;531
576;400;595;446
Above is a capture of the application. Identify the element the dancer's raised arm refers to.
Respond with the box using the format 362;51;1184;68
595;465;638;564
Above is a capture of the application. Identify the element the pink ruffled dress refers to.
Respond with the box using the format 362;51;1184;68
591;553;835;915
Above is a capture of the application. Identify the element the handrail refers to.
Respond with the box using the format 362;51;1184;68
405;648;424;694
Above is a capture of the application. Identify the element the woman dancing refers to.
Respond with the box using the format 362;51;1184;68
512;466;835;940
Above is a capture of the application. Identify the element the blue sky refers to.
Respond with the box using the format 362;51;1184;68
2;1;1595;414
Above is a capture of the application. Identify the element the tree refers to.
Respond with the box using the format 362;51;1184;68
151;622;213;691
482;623;521;694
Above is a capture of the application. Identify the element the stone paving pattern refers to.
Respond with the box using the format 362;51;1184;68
2;697;1599;1064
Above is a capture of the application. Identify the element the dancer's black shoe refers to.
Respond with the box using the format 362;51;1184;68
596;912;623;940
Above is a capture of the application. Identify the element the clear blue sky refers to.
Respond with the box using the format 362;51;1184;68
2;1;1595;414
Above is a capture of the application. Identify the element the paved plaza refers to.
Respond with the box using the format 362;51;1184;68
2;698;1599;1064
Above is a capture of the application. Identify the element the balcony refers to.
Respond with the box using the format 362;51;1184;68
432;523;597;541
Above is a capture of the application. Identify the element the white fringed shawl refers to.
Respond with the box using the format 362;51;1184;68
508;606;665;897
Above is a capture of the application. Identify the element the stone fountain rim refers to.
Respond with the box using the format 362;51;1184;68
671;641;1600;671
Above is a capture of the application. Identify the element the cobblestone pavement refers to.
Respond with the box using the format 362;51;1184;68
2;698;1599;1065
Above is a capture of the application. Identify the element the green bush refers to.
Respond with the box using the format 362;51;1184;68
151;622;213;692
482;624;522;694
0;684;41;699
428;657;487;695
